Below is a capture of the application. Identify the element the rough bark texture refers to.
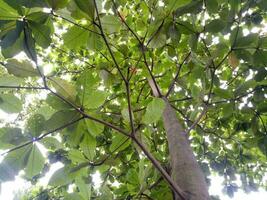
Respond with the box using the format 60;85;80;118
162;100;209;200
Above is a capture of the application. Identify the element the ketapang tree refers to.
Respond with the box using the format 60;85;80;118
0;0;266;199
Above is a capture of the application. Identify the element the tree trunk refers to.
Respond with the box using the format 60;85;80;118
162;99;209;200
147;78;209;199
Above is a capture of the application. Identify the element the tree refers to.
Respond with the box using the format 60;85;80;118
0;0;266;199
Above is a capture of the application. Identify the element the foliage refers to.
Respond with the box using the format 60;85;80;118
0;0;266;199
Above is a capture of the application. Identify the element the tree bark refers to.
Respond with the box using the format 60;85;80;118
148;78;209;199
162;99;209;200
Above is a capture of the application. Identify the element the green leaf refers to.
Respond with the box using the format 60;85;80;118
65;193;84;200
191;85;201;99
0;21;24;56
257;102;267;114
46;94;72;110
85;118;104;137
121;107;131;122
235;33;258;48
174;0;202;17
77;69;100;90
189;33;198;52
126;168;139;185
205;19;226;33
74;0;95;19
206;0;218;13
1;30;24;58
101;15;121;33
26;11;50;24
62;25;89;49
48;167;73;186
214;88;233;99
23;26;38;62
83;90;108;109
50;77;77;102
0;75;24;87
167;0;191;11
0;20;16;38
221;103;234;118
0;0;20;20
87;32;103;50
29;22;52;48
80;133;96;160
235;80;257;96
253;50;267;66
142;98;165;124
46;0;69;10
26;114;45;137
25;144;45;178
5;59;39;77
258;136;267;157
148;32;166;48
168;24;181;43
0;127;26;149
44;110;80;132
110;134;130;152
0;93;22;113
41;137;63;150
68;149;88;163
75;178;91;200
0;146;31;182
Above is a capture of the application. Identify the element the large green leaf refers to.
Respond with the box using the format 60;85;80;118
5;59;39;77
166;0;191;11
0;93;22;113
62;25;89;49
235;33;258;48
235;80;257;96
74;0;94;19
23;26;38;62
148;32;167;49
50;77;77;102
46;94;72;110
0;0;19;20
101;15;121;33
205;19;226;33
85;118;104;137
142;98;165;124
46;0;69;10
25;144;45;178
29;22;52;48
68;149;87;163
0;24;24;58
75;178;92;200
65;193;84;200
87;32;103;50
48;167;73;186
0;75;24;87
26;114;45;137
206;0;218;14
44;110;80;132
80;133;96;160
40;136;64;150
83;90;108;109
110;134;131;152
214;88;233;99
0;127;26;149
0;146;31;182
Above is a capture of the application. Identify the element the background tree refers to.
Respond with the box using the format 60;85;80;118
0;0;266;199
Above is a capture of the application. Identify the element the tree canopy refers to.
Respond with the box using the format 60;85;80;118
0;0;266;199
